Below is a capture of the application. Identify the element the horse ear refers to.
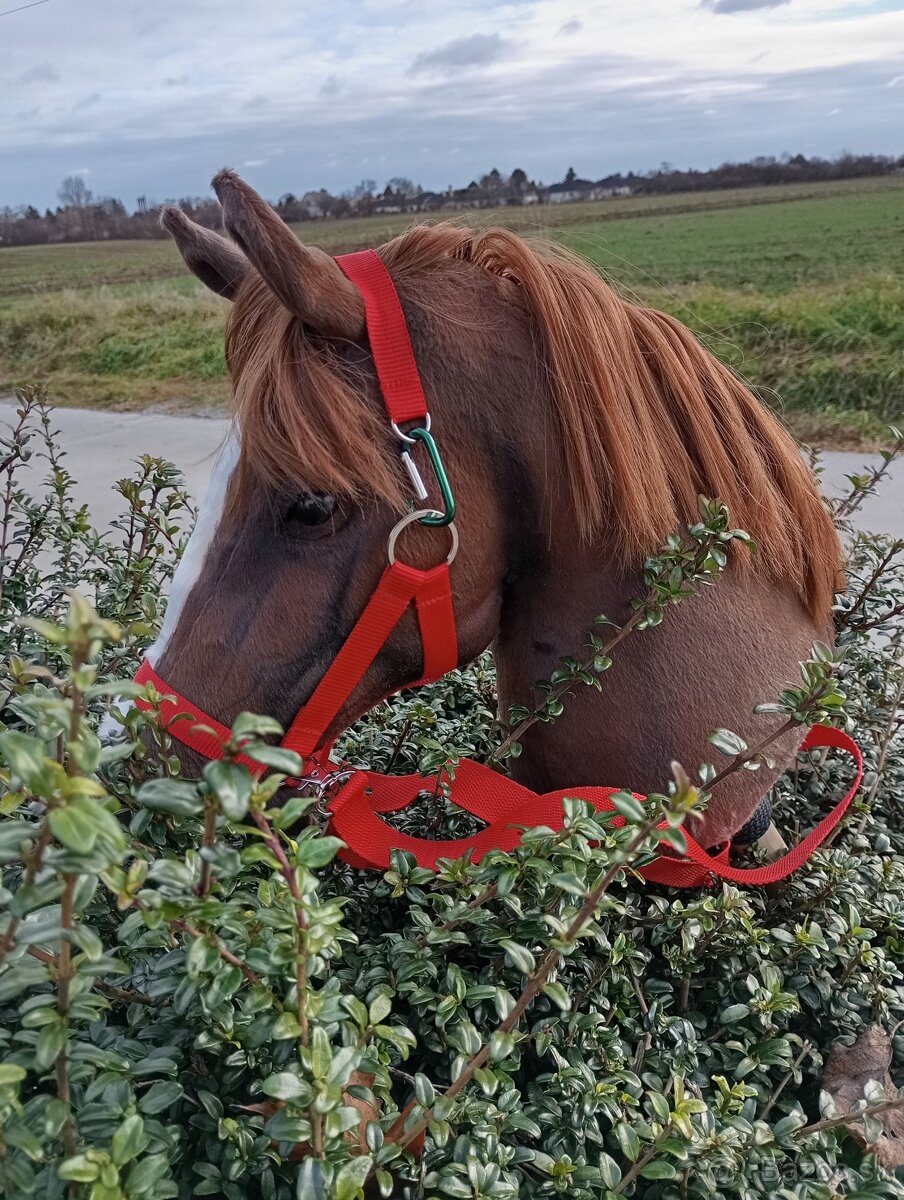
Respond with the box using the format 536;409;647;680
211;169;365;340
160;206;250;300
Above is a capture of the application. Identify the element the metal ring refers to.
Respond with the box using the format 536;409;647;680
387;509;459;566
390;413;432;445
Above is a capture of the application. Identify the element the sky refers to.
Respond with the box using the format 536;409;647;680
2;0;903;210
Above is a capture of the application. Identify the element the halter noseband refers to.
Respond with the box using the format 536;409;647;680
134;250;862;887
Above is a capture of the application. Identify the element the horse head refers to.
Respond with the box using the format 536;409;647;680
149;171;842;850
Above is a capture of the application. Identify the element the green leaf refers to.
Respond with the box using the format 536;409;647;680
49;801;99;853
437;1177;473;1198
261;1071;310;1100
58;1155;100;1183
0;731;51;791
232;712;285;740
296;835;345;869
721;1003;751;1023
204;760;252;821
111;1113;148;1165
138;1080;184;1114
639;1159;678;1180
244;745;303;775
541;981;571;1011
500;939;535;974
615;1122;641;1162
124;1154;171;1196
334;1156;373;1200
708;728;748;756
414;1073;436;1107
369;994;392;1025
0;1062;27;1086
310;1025;331;1079
137;778;203;816
598;1152;622;1188
610;791;648;825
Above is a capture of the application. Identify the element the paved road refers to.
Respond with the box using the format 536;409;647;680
3;400;902;537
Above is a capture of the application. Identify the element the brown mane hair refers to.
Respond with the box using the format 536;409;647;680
226;223;841;619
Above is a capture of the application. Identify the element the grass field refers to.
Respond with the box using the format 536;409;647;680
1;175;902;445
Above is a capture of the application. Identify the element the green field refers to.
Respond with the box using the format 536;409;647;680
1;175;903;444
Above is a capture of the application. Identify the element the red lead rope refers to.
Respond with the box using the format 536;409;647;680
133;248;864;888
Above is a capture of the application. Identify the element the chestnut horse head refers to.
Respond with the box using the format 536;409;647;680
152;170;841;848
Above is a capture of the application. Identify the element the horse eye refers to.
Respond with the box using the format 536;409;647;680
286;493;337;526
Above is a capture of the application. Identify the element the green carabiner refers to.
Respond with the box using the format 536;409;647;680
407;427;456;527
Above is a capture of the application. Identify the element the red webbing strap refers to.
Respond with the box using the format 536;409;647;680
413;565;458;684
335;250;427;425
666;724;863;886
281;561;457;759
329;725;862;887
133;659;271;776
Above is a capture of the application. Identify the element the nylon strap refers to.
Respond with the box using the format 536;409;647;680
335;250;428;425
281;562;457;758
328;724;862;887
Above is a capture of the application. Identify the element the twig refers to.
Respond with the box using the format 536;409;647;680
491;604;650;762
56;875;78;1158
171;919;270;995
249;807;322;1157
27;946;163;1007
705;717;798;792
841;540;904;630
854;667;904;838
614;1122;674;1194
760;1040;813;1122
197;798;217;898
798;1096;904;1137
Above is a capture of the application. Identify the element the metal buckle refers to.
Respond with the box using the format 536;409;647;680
297;766;355;818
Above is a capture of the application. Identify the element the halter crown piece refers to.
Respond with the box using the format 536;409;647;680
134;249;862;887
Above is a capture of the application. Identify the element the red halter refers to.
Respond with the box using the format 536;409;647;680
134;249;862;887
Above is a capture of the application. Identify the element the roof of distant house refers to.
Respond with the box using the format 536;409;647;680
548;178;594;193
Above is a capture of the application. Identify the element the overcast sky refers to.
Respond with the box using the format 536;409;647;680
2;0;903;210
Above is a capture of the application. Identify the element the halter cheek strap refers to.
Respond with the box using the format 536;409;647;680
134;248;864;889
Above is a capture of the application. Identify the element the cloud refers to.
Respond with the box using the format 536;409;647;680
164;75;189;87
559;19;582;35
888;74;904;86
74;92;101;111
319;73;344;97
702;0;791;12
408;32;514;76
17;61;59;85
243;158;267;167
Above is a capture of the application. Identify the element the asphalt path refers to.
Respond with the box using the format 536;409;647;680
2;400;902;538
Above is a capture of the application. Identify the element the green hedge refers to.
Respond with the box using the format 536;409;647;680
1;389;903;1200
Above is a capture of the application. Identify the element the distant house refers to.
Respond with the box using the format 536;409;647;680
300;190;330;219
547;178;595;203
447;186;491;209
374;197;404;214
407;192;445;213
592;183;633;199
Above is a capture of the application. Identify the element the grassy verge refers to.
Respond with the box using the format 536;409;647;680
1;176;902;446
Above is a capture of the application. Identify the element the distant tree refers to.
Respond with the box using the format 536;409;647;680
564;166;577;184
58;175;93;208
480;168;504;196
509;167;528;193
385;176;416;197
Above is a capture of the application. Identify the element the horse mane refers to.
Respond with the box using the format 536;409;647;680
226;223;842;620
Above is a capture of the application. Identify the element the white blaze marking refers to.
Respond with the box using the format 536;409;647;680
145;428;240;665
